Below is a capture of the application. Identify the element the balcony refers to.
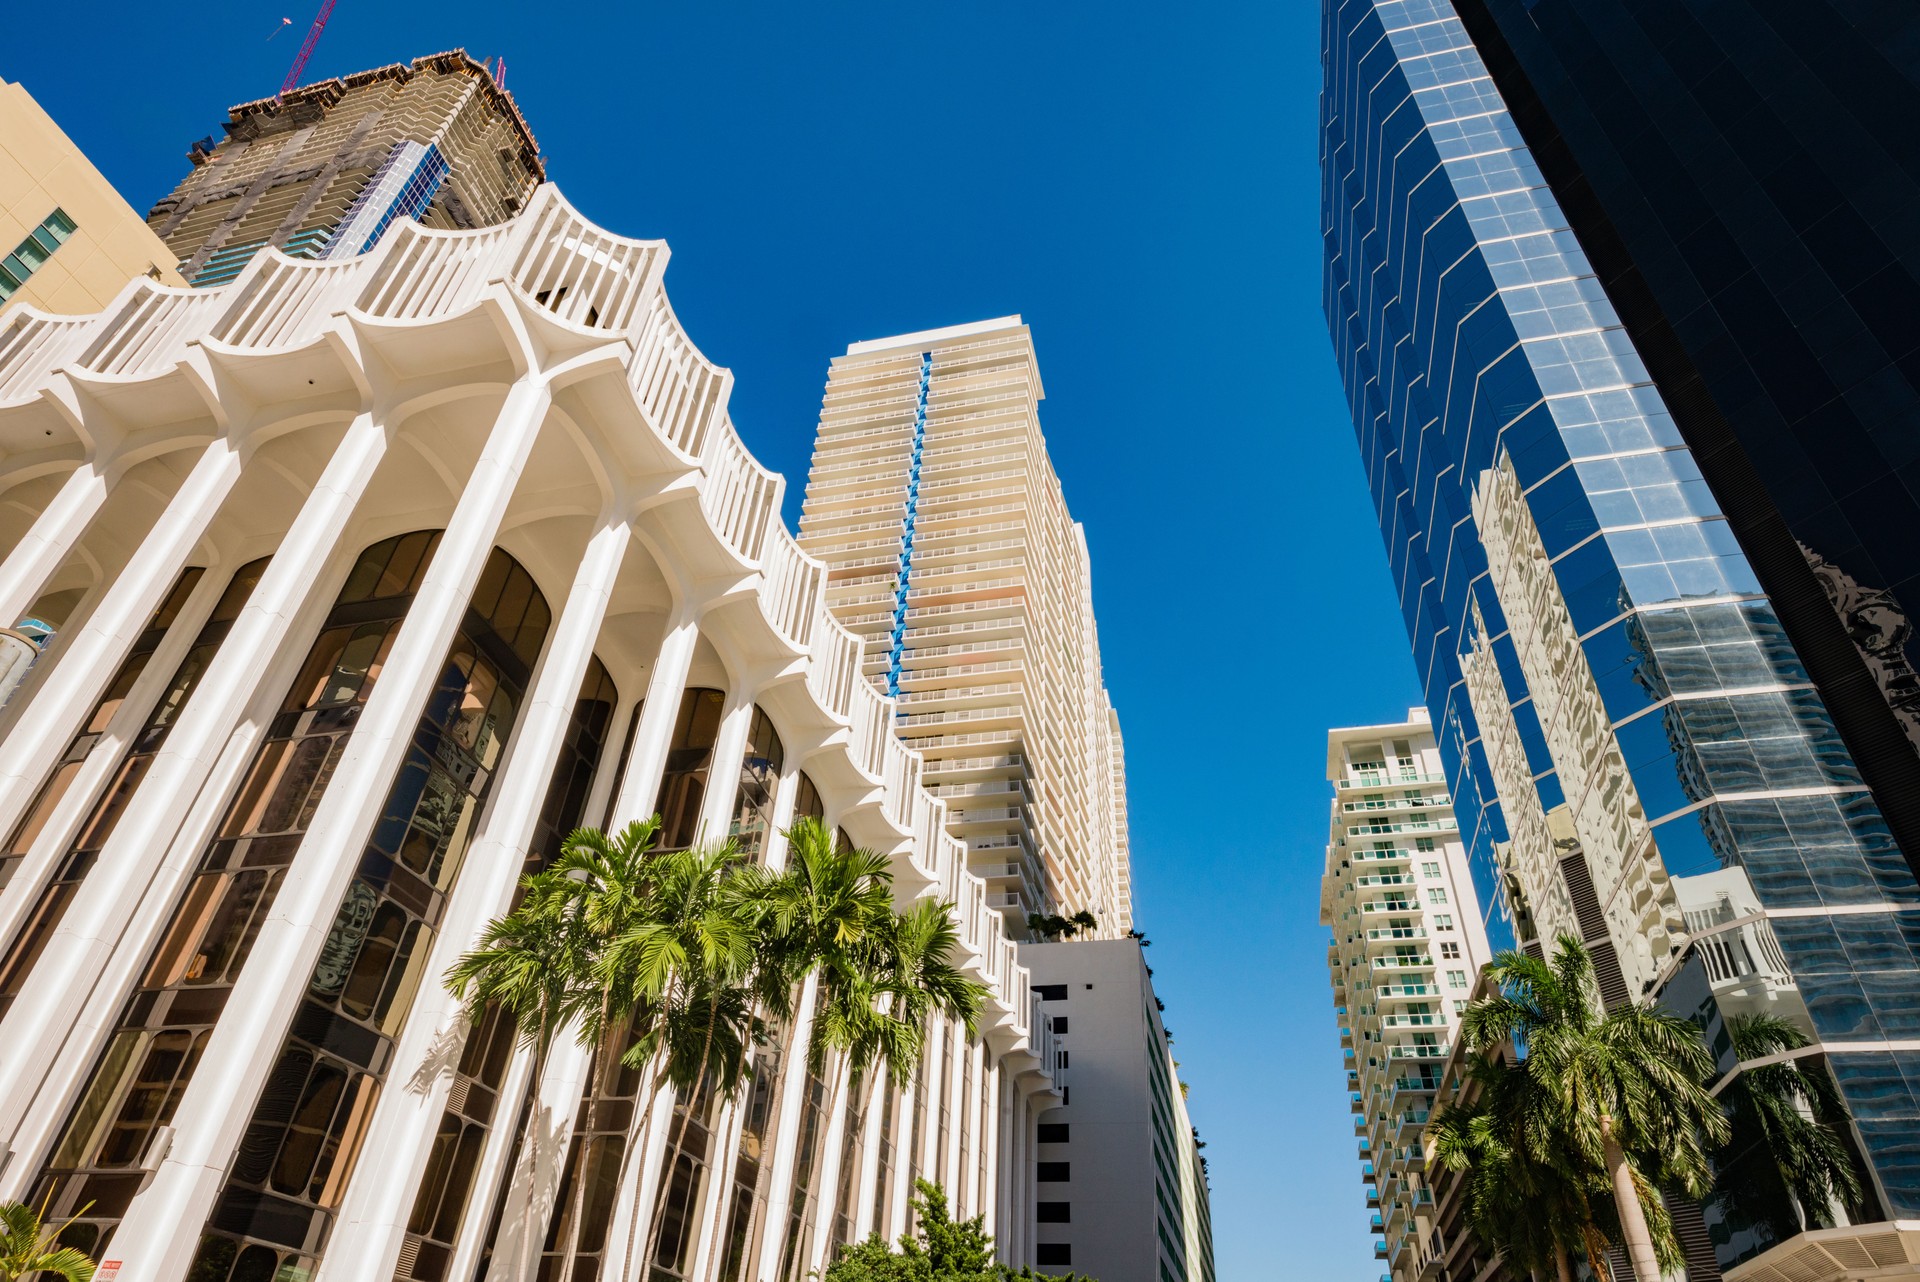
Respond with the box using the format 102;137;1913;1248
1375;1241;1388;1261
1361;1161;1375;1182
1388;1043;1449;1061
1376;983;1440;1001
1351;848;1415;865
1360;900;1419;916
1347;818;1459;838
1381;1013;1442;1029
1366;925;1427;943
1388;1076;1440;1105
1394;1110;1432;1140
1339;771;1448;789
1354;874;1416;889
1372;954;1434;971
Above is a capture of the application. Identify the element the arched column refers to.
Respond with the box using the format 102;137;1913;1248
0;462;109;628
0;560;224;958
317;516;631;1280
101;377;553;1282
0;438;242;847
0;413;386;1162
483;603;705;1280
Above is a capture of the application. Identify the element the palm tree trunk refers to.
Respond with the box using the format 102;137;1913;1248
644;993;721;1274
1553;1240;1574;1282
550;997;617;1279
1602;1114;1660;1282
612;1063;668;1282
516;1010;552;1282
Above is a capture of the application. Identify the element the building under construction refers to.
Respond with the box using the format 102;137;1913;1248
149;50;544;286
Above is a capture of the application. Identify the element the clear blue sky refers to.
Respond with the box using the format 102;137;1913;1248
14;1;1425;1275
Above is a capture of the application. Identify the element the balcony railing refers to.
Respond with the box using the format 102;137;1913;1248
1367;926;1428;942
1389;1043;1450;1060
1372;955;1434;970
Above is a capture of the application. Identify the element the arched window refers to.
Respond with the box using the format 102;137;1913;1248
728;706;785;862
657;688;724;850
0;559;258;1021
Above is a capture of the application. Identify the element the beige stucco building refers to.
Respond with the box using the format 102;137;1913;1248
0;77;186;316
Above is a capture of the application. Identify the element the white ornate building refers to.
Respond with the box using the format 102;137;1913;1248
0;185;1059;1282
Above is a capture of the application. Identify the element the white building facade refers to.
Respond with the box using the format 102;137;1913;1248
0;186;1060;1282
1018;938;1214;1282
796;319;1130;938
1319;709;1491;1282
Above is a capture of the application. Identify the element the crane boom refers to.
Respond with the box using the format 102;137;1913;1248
278;0;338;99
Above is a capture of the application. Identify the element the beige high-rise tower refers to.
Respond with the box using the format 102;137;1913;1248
798;316;1131;937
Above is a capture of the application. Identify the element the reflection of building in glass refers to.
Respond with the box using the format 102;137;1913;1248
1321;0;1920;1274
1320;710;1491;1282
1436;0;1920;862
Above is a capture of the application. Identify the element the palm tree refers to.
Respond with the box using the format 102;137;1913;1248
1430;1052;1618;1282
617;841;768;1276
0;1198;95;1282
1457;935;1730;1282
1716;1013;1862;1234
446;868;593;1282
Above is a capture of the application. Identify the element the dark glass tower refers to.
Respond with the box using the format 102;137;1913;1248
1321;0;1920;1273
1446;0;1920;905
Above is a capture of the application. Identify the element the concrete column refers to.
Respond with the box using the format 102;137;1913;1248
919;1017;948;1185
102;377;552;1282
686;1089;750;1282
760;763;800;872
318;517;631;1280
850;1075;885;1241
942;1023;966;1194
483;609;702;1279
447;1039;537;1282
697;685;753;845
962;1040;985;1218
452;695;634;1282
0;439;241;847
994;1071;1014;1263
0;415;386;1154
753;971;821;1282
596;665;753;1281
0;463;108;627
802;1057;854;1276
0;563;224;957
979;1058;1000;1241
613;611;701;823
886;1074;915;1243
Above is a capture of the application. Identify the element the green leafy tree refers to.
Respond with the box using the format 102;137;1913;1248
1455;935;1731;1281
0;1198;95;1282
1715;1013;1863;1234
821;1179;1096;1282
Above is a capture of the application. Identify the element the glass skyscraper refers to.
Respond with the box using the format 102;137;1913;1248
1321;0;1920;1274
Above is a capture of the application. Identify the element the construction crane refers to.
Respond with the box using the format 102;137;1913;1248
278;0;338;100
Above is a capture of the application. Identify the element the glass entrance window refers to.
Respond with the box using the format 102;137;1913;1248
0;566;208;1012
186;545;553;1278
729;707;785;862
657;688;724;850
32;534;438;1257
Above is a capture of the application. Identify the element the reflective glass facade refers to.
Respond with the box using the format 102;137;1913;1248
1447;0;1920;867
1321;0;1920;1257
